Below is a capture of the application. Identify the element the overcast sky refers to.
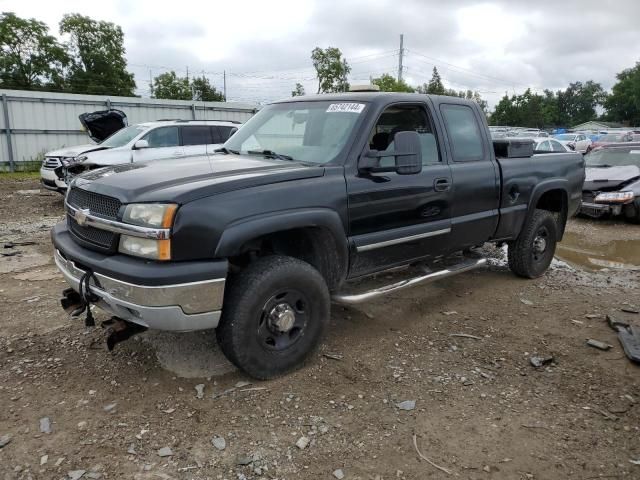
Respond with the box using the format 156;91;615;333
3;0;640;108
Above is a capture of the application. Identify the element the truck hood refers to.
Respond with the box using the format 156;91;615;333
584;165;640;191
73;154;325;204
46;144;105;158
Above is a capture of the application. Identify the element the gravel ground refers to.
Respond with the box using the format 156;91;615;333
1;177;639;480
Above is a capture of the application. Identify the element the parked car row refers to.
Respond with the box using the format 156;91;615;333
40;119;240;192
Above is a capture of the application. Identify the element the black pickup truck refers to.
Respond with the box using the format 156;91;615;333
51;93;584;379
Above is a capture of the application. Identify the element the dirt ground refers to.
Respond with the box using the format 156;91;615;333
1;176;639;480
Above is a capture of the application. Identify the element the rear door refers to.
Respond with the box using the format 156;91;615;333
181;125;212;157
438;102;500;249
346;101;453;277
132;126;184;163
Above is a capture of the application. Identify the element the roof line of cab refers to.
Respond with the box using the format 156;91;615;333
271;92;472;106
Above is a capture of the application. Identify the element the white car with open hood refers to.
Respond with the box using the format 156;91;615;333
40;119;241;192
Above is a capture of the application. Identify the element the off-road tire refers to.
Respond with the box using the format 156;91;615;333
508;209;557;279
216;255;330;379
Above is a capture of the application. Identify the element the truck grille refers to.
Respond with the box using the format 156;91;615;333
43;157;61;169
67;187;121;219
67;215;117;249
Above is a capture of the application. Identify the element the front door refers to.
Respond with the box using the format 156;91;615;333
346;103;453;278
132;126;184;163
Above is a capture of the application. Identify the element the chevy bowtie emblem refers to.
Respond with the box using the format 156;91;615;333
75;208;90;226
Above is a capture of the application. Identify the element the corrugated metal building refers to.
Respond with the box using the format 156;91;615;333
0;89;259;169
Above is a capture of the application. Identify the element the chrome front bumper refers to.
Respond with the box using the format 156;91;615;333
54;249;224;331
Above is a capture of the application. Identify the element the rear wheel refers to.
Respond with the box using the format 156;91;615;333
508;209;557;279
216;255;330;379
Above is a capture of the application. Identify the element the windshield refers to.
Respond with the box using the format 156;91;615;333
224;101;366;164
597;134;625;142
585;148;640;168
100;126;146;148
555;134;576;141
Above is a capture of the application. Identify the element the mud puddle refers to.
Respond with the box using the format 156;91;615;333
556;230;640;271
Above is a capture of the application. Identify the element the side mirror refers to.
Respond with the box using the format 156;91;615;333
393;131;422;175
133;139;149;149
358;131;422;175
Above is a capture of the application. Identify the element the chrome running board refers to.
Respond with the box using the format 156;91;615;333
332;258;487;305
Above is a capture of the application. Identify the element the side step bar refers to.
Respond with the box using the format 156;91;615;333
332;258;487;305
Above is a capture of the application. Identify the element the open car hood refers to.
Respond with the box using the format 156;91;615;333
584;165;640;191
79;109;128;142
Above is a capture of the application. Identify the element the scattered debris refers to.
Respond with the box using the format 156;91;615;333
157;447;173;457
40;417;52;434
295;436;310;449
412;434;453;475
449;333;482;340
592;406;619;421
16;189;40;195
234;381;251;388
236;454;253;466
68;470;86;480
630;459;640;465
323;353;343;361
0;434;11;448
529;356;554;368
211;436;226;451
521;423;549;430
584;313;600;319
103;403;117;413
520;298;533;306
195;384;205;399
442;311;458;316
40;455;48;465
396;400;416;411
127;444;137;455
607;315;640;364
333;469;345;479
621;307;639;314
586;339;613;351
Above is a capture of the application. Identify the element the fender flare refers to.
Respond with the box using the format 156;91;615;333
215;208;349;282
526;179;569;239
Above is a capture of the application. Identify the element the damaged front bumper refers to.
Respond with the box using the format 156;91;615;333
579;202;623;218
52;223;227;332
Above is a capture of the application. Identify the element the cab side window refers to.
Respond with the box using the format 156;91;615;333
440;104;484;162
368;104;440;167
551;140;566;152
144;127;179;148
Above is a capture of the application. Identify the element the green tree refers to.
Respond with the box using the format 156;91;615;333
416;67;446;95
557;81;606;126
604;63;640;125
60;13;135;96
191;76;224;101
311;47;350;93
151;71;191;100
291;82;305;96
0;12;69;90
372;73;414;92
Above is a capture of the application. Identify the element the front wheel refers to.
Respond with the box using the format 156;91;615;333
216;255;330;379
508;209;558;279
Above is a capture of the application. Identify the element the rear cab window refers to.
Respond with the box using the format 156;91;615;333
440;104;484;162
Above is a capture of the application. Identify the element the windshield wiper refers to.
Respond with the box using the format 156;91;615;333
214;147;240;155
589;164;613;168
247;149;295;161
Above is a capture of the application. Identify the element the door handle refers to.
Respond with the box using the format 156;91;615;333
434;178;451;192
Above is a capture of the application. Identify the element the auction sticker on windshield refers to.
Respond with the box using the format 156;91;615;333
326;103;366;114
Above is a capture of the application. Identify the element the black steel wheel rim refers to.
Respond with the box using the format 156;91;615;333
257;289;309;351
532;226;550;262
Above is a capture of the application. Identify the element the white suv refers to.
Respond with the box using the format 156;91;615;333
40;119;240;192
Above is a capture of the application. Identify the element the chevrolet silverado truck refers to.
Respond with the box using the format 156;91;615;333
51;93;585;379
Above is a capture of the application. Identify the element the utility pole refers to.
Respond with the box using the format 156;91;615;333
398;34;404;82
223;70;227;102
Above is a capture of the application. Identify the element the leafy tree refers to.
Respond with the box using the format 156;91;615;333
604;63;640;125
372;73;414;93
291;82;305;96
151;71;191;100
191;76;224;101
416;67;446;95
557;81;606;126
311;47;350;93
60;13;135;96
0;12;68;90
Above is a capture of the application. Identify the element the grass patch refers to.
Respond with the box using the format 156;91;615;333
0;171;40;181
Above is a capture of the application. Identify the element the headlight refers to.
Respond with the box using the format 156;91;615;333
122;203;178;228
594;191;635;204
119;235;171;260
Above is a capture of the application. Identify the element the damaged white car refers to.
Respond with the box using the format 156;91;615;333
40;119;240;193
